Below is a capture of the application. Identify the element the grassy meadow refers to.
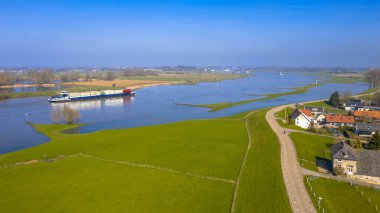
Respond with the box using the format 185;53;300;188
305;177;380;213
0;108;291;212
290;132;334;171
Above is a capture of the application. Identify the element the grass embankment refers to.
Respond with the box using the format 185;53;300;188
178;83;321;112
0;108;291;212
0;118;248;212
305;177;380;213
290;132;334;171
233;109;292;212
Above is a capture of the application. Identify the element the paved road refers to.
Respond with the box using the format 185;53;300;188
266;106;316;213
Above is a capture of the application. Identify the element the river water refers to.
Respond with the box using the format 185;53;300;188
0;72;367;154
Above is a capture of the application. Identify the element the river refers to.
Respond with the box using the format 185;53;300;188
0;71;367;154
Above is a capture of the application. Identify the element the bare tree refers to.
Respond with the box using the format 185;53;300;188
51;107;63;123
105;71;116;81
373;92;380;106
364;69;380;88
0;72;15;86
340;90;352;103
62;105;80;124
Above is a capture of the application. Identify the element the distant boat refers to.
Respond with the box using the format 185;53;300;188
280;72;284;76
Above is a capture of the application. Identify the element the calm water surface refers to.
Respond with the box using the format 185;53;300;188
0;72;367;154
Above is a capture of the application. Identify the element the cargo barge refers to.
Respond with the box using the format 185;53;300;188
48;89;135;103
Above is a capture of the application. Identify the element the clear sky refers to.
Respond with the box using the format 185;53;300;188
0;0;379;67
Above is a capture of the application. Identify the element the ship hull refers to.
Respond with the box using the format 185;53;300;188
48;92;135;103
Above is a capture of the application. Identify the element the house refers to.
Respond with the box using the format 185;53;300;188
291;109;312;129
315;114;326;123
355;123;380;135
331;142;380;183
325;115;355;127
343;99;365;111
354;111;380;123
304;106;325;115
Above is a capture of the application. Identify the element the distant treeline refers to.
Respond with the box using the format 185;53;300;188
364;69;380;88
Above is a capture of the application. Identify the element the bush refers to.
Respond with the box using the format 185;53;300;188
62;105;80;124
333;166;345;176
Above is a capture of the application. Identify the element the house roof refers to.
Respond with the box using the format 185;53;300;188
304;106;324;113
354;111;380;120
291;109;312;122
344;99;365;108
331;142;380;177
300;109;313;117
331;142;358;161
356;149;380;177
325;115;355;124
355;123;380;133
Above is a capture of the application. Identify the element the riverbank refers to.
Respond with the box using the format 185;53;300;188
0;73;246;100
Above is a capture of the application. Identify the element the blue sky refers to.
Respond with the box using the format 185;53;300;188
0;0;379;67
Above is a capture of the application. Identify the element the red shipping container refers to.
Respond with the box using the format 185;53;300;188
123;89;131;93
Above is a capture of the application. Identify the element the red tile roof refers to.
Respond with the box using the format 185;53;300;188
325;115;355;124
354;111;380;120
300;109;313;117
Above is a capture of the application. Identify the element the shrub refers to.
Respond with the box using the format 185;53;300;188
333;166;345;176
62;105;80;124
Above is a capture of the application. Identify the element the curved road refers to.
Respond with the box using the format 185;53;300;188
266;106;316;213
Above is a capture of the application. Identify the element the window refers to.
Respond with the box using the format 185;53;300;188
347;165;353;173
337;159;341;162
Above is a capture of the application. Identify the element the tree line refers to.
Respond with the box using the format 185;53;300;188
364;69;380;88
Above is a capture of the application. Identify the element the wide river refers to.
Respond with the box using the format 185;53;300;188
0;71;367;154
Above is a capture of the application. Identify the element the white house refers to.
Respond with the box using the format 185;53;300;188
291;109;312;129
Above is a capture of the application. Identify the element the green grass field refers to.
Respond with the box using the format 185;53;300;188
305;177;380;213
178;84;321;112
328;75;365;84
290;132;334;171
0;108;292;212
234;109;292;212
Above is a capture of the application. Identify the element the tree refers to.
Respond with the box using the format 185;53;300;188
51;108;63;123
85;73;91;81
368;131;380;150
62;105;80;124
0;72;15;86
372;92;380;106
353;139;363;149
364;69;380;88
340;90;352;103
32;69;54;85
329;91;340;107
60;74;70;82
105;71;116;81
